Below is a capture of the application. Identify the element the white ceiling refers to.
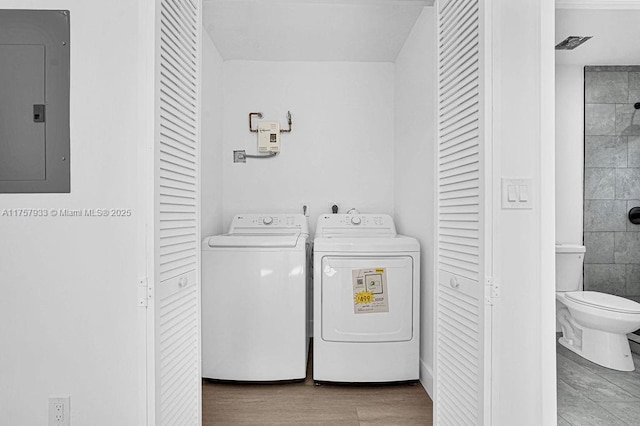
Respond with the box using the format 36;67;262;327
556;9;640;65
202;0;433;62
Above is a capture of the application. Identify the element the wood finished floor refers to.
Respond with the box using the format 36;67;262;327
202;348;433;425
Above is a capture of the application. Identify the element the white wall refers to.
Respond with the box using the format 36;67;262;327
221;61;395;231
0;1;142;425
201;31;224;238
556;64;584;245
393;7;436;397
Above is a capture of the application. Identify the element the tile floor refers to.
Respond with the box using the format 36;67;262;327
557;336;640;425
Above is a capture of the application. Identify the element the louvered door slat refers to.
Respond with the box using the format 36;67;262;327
440;93;478;123
160;19;196;64
160;240;196;253
440;33;478;74
440;90;478;114
160;45;196;85
441;23;477;62
160;153;196;173
160;100;197;129
440;61;477;95
439;253;479;269
437;0;489;424
441;14;477;54
439;165;478;181
160;224;196;236
440;164;479;181
159;110;197;139
439;374;478;419
440;154;478;172
163;2;197;38
440;111;478;136
439;343;479;380
440;143;478;165
161;85;197;116
440;18;477;62
440;338;480;371
439;0;474;36
439;363;479;403
439;129;477;152
439;180;478;195
160;128;196;152
440;229;479;241
440;233;478;247
160;139;196;159
153;0;201;424
161;119;197;143
160;64;196;98
440;239;478;254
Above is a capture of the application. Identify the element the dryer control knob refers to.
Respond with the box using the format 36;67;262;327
263;216;273;225
351;216;362;225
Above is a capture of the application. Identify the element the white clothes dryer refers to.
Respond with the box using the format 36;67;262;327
202;214;310;381
313;214;420;383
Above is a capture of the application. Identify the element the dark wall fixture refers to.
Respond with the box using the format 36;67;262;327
629;207;640;225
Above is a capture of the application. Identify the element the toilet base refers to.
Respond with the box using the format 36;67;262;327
559;329;635;371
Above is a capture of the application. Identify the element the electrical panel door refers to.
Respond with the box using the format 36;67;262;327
0;10;70;193
0;45;46;181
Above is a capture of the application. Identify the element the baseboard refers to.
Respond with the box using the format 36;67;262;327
419;359;434;400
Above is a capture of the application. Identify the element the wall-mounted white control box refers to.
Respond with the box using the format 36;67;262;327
501;178;533;209
257;121;280;153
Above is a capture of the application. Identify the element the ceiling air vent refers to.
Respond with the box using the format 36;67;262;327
555;36;592;50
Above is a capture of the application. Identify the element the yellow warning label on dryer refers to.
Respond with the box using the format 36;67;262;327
354;291;375;305
352;268;389;314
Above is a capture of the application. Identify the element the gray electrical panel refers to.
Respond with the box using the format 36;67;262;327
0;10;70;193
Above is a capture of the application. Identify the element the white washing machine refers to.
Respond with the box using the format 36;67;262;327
313;214;420;383
202;214;310;381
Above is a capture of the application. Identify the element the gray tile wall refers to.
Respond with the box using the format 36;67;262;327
584;66;640;301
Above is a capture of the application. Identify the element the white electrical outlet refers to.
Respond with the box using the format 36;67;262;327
49;397;70;426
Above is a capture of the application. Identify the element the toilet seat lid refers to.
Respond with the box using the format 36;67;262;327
565;291;640;314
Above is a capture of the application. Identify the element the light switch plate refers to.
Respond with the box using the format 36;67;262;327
501;178;533;209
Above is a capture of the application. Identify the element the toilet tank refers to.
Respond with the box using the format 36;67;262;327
556;244;586;292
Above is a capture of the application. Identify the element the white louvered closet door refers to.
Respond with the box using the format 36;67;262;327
436;0;492;424
151;0;201;424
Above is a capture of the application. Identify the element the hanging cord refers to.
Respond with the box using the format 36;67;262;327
243;152;279;159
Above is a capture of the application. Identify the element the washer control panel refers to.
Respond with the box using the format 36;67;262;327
228;214;309;235
316;214;396;237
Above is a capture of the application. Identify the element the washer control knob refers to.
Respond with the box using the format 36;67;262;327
263;216;273;225
351;216;362;225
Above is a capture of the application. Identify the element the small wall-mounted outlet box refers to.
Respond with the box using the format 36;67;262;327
49;396;70;426
328;201;343;214
233;150;246;163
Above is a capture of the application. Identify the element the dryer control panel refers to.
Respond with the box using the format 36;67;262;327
316;214;396;237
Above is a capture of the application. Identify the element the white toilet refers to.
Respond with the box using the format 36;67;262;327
556;244;640;371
